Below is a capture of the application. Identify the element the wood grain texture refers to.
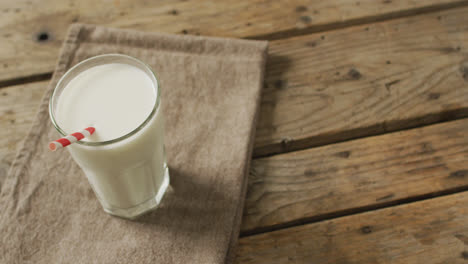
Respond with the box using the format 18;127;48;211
2;3;468;235
1;0;467;83
236;191;468;264
0;81;47;189
242;118;468;233
254;7;468;156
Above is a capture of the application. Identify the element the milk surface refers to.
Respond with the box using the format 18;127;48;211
54;61;169;218
56;63;156;141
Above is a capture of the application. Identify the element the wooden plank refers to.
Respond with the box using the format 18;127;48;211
1;0;467;83
242;118;468;233
236;191;468;264
0;81;47;189
254;6;468;156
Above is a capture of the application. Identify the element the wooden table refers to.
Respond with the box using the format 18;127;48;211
2;1;468;262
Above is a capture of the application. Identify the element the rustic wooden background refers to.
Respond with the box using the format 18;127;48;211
2;0;468;263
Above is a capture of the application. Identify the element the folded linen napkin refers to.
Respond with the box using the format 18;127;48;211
0;24;268;264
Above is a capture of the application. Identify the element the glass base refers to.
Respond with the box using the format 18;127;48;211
102;166;170;220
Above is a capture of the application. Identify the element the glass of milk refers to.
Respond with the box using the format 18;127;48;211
49;54;170;219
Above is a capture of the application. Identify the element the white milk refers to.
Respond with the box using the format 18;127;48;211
54;59;169;219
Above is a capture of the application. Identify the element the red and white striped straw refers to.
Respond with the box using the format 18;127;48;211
49;127;95;151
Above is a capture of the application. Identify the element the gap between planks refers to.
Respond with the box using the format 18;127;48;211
0;72;52;89
241;181;468;237
249;0;468;40
2;1;468;89
253;109;468;159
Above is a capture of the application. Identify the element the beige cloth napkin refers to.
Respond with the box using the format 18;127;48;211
0;24;267;264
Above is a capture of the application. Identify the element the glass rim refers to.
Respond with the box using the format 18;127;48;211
49;53;160;147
